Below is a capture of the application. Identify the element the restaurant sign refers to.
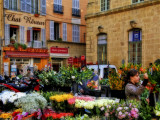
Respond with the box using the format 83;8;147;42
5;13;45;26
50;47;68;54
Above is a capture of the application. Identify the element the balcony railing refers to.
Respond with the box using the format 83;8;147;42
72;8;81;17
53;4;63;14
28;41;43;48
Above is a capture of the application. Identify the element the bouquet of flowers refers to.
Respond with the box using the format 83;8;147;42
105;100;140;120
50;93;73;112
87;80;98;90
14;92;47;113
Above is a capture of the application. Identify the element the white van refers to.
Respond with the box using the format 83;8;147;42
87;65;118;79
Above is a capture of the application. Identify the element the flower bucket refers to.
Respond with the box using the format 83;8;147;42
72;81;78;95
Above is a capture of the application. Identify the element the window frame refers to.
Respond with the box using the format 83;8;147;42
72;24;80;42
100;0;110;12
128;29;142;64
132;0;144;4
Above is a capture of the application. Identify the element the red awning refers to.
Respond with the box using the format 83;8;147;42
5;51;49;58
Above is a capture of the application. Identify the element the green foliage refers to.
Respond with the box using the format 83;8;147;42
154;59;160;65
14;42;18;50
99;78;108;85
21;43;27;49
139;89;152;120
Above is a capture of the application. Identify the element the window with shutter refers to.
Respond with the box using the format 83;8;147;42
20;26;25;44
41;29;46;47
21;0;26;12
28;27;32;47
72;25;80;42
128;29;142;64
4;0;9;9
26;0;31;13
50;21;54;40
101;0;110;11
63;23;67;41
72;0;80;17
12;0;18;11
5;24;10;46
53;0;63;14
41;0;46;15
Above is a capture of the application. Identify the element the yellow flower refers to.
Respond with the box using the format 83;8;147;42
14;108;23;113
0;113;12;119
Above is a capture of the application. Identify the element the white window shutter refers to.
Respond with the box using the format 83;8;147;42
28;27;32;47
41;29;46;47
41;0;46;15
54;0;57;4
4;0;9;9
129;31;133;42
26;0;31;13
59;0;62;5
50;21;54;40
20;26;25;44
78;25;80;42
63;23;67;41
21;0;26;12
72;25;75;42
5;24;10;46
72;0;75;8
77;0;79;9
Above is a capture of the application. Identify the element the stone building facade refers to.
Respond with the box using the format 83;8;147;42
86;0;160;67
0;0;3;74
46;0;87;71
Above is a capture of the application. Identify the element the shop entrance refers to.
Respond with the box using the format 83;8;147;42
52;58;63;72
10;58;30;76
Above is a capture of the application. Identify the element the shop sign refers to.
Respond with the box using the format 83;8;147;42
5;13;45;26
68;57;73;64
81;55;85;61
50;47;68;54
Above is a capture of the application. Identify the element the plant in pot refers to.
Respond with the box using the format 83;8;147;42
13;43;19;50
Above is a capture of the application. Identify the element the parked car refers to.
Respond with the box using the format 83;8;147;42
87;64;118;79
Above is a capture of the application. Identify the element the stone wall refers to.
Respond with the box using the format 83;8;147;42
86;0;160;67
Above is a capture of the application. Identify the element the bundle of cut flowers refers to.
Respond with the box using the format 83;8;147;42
87;80;98;90
67;96;95;105
75;98;118;116
105;100;140;120
43;108;74;119
0;90;26;104
154;102;160;116
14;92;47;113
50;93;74;112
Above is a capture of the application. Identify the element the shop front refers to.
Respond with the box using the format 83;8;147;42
3;47;49;76
50;47;69;72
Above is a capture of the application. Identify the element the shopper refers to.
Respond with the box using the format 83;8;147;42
25;68;34;78
125;69;149;101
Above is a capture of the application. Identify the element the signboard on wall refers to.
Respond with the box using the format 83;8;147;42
11;65;17;76
50;47;68;54
68;57;73;64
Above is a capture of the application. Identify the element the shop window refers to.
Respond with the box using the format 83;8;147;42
101;0;110;11
10;25;19;44
128;29;142;64
132;0;144;4
34;58;41;63
97;34;107;64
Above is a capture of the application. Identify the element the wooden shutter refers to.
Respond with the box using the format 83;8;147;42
21;0;26;11
50;21;54;40
63;23;67;41
20;26;25;44
5;24;10;45
4;0;9;9
41;0;46;15
27;30;30;42
41;29;46;47
26;0;31;13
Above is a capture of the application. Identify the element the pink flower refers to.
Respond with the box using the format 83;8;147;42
105;112;109;117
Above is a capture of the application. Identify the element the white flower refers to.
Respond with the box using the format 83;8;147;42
117;107;123;111
72;76;75;79
124;107;129;110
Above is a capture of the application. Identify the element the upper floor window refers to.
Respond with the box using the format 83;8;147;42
72;0;80;17
101;0;110;11
72;25;80;42
128;29;142;64
54;0;63;14
132;0;144;4
4;0;46;15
